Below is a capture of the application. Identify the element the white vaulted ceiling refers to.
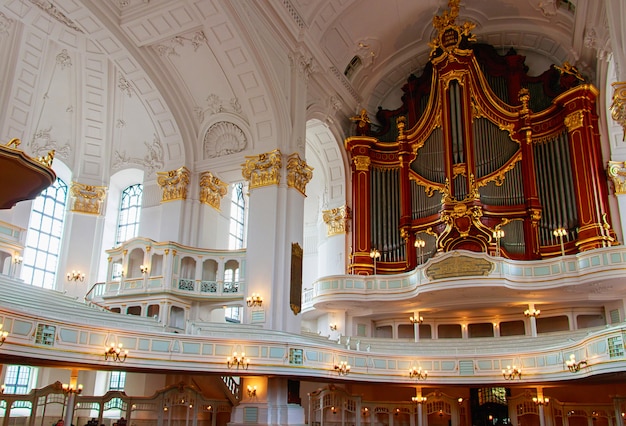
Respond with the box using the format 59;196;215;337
0;0;608;183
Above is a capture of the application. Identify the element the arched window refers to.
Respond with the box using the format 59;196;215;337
229;182;247;249
21;178;68;288
116;184;143;244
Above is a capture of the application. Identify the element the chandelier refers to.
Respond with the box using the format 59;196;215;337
334;360;350;375
502;365;521;380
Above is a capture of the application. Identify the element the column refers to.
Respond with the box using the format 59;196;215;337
561;87;615;250
62;181;107;299
517;90;542;259
613;397;625;426
155;166;192;243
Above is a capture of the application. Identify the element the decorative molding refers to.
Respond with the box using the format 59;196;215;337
69;182;107;215
118;75;133;97
607;161;626;195
199;171;227;211
154;31;207;57
353;155;370;171
203;121;247;159
56;49;72;70
286;153;313;196
564;111;584;132
289;50;316;82
28;0;84;33
610;82;626;141
281;0;305;29
156;166;190;202
112;134;164;176
241;150;282;189
0;13;14;35
322;206;351;237
31;128;71;160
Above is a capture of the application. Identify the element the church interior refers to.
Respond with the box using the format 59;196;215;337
1;0;626;425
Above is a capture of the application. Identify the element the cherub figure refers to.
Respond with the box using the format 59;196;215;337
350;108;372;135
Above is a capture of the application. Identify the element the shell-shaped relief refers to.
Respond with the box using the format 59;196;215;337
203;121;247;159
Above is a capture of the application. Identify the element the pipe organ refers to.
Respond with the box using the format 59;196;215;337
346;1;616;275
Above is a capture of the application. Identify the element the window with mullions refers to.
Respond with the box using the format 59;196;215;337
109;371;126;391
3;365;33;394
229;182;247;249
21;178;68;289
116;184;143;245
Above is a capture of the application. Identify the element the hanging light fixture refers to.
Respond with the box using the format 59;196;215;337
565;354;587;372
334;360;350;375
227;352;249;369
502;365;521;380
409;366;427;379
0;324;8;346
104;343;128;362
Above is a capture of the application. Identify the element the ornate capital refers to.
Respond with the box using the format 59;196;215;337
70;182;107;215
241;150;282;189
199;171;227;211
353;155;371;171
286;153;313;196
157;166;190;202
322;206;351;237
607;161;626;195
610;82;626;141
564;111;584;132
289;49;316;81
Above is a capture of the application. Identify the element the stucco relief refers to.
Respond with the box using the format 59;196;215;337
203;121;247;159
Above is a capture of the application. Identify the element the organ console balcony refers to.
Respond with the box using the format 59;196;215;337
345;1;616;275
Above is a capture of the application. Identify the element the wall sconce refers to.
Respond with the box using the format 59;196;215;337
409;366;427;379
13;255;22;264
0;324;8;346
553;227;567;255
369;248;381;275
227;352;249;369
362;408;369;416
67;270;85;282
493;229;504;256
334;360;350;375
140;264;149;274
524;308;540;317
502;365;521;380
457;397;463;405
412;396;427;404
62;383;83;395
104;343;128;362
331;406;337;414
532;396;549;406
566;354;587;372
414;238;425;264
247;385;257;397
246;293;263;307
409;316;423;324
438;410;444;418
329;324;338;331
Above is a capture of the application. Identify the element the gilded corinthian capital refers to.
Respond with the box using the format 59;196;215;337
610;82;626;141
199;171;227;210
241;149;282;189
70;182;107;215
322;206;351;236
157;166;190;202
287;153;313;196
607;161;626;195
